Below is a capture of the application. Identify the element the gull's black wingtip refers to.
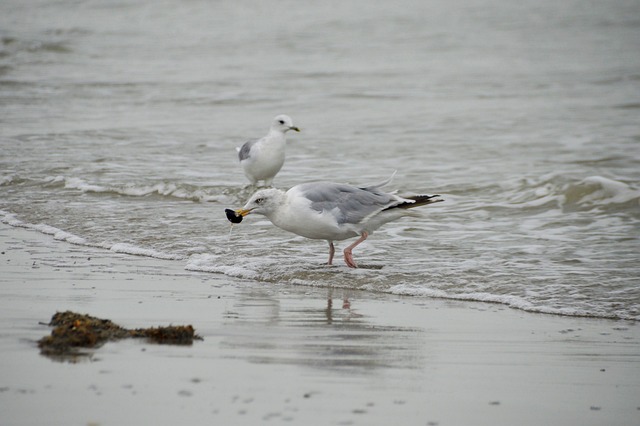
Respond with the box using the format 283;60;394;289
389;194;444;210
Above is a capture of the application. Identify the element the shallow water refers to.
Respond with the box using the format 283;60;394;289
1;0;639;320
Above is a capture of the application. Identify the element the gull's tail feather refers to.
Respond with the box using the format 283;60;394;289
361;171;397;191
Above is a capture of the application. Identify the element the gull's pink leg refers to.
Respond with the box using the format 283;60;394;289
327;241;335;265
343;232;368;268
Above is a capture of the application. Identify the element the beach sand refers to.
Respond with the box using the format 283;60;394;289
0;223;638;426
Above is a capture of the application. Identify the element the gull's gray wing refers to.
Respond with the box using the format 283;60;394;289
297;182;400;225
238;139;259;161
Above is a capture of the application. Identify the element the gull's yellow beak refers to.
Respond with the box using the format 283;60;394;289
290;126;300;132
236;208;252;217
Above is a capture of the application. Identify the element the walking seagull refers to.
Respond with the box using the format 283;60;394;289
228;175;443;268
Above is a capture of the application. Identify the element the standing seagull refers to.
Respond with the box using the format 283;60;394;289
230;175;443;268
236;115;300;186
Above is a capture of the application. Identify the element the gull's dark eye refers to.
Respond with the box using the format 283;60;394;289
255;197;265;205
278;120;285;125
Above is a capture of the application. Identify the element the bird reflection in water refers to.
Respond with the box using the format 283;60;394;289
325;288;358;324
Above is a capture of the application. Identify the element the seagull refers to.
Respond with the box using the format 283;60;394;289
231;175;443;268
236;115;300;186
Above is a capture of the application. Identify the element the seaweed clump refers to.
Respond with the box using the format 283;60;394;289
38;311;202;360
129;325;199;345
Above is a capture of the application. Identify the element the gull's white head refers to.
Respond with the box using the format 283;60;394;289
236;188;286;218
271;114;300;133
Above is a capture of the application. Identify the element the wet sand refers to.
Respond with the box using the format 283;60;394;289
1;223;638;426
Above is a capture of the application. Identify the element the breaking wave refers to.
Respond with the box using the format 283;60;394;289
0;210;183;261
496;174;639;214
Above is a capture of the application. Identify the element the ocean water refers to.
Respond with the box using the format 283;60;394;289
1;0;639;320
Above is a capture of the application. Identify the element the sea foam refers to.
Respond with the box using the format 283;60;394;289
1;210;182;261
49;175;225;202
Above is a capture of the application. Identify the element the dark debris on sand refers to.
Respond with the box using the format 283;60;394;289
38;311;203;360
